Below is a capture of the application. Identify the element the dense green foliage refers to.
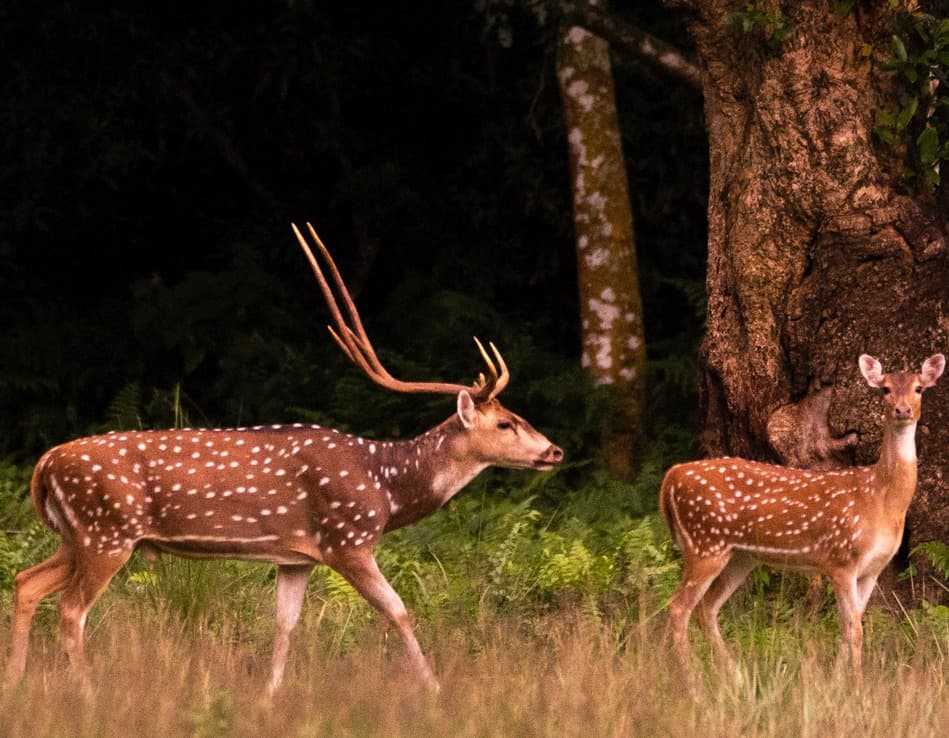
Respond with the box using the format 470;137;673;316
876;9;949;185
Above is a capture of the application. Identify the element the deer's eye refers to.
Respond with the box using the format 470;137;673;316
497;421;513;431
915;386;923;394
882;387;891;395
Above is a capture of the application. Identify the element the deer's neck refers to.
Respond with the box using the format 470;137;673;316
378;418;486;531
872;420;919;514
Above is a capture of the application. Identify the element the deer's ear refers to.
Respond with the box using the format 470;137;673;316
920;353;946;388
859;354;885;388
456;390;478;428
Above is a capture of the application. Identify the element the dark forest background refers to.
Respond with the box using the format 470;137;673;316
0;1;707;477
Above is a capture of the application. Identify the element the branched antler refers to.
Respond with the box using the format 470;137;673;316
292;222;509;403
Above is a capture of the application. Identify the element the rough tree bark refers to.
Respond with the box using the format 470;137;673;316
675;0;949;601
557;17;648;479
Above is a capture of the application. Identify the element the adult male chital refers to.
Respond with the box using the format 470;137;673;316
660;353;944;678
5;223;563;691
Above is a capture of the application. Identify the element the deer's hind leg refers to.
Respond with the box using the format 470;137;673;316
694;555;755;662
57;548;133;678
667;552;732;670
6;544;76;682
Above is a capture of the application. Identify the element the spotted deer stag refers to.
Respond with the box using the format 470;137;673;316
5;222;563;691
660;353;944;678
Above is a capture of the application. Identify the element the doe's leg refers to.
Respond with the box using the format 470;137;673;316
831;573;863;685
666;552;732;672
694;555;755;667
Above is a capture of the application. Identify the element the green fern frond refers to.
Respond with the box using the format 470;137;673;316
912;541;949;581
106;381;143;430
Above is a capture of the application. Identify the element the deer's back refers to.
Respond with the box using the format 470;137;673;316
33;425;391;560
660;458;883;569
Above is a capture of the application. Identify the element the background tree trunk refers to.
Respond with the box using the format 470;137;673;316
678;0;949;601
557;20;648;479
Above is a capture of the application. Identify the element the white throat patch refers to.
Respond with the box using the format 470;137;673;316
431;463;488;503
894;423;917;462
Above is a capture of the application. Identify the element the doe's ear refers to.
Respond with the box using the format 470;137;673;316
920;353;946;388
859;354;885;388
456;390;478;428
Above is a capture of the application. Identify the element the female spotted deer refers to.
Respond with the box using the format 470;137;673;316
660;353;944;678
5;223;563;691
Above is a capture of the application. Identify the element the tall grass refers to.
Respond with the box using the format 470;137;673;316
1;559;946;738
2;460;947;736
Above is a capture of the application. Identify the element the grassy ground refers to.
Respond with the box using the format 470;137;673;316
2;466;946;736
1;562;946;738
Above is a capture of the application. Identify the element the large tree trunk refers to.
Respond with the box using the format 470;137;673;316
678;1;949;601
558;19;648;479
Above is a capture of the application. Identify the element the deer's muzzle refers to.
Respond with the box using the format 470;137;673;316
536;445;564;469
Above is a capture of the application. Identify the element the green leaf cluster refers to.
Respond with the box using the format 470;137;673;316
876;12;949;185
912;540;949;582
725;2;796;50
0;463;55;594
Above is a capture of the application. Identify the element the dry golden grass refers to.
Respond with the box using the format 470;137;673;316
1;592;946;738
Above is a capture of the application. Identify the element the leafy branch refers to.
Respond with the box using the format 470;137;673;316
725;2;796;50
875;13;949;186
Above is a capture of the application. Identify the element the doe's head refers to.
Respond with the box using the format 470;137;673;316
859;353;945;423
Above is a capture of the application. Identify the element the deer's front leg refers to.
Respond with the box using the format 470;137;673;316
331;549;438;692
270;564;315;693
831;573;864;684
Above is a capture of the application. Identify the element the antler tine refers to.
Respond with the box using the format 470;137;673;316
489;341;510;397
294;222;403;386
292;222;473;397
325;325;358;365
331;323;403;387
292;223;352;345
300;223;390;378
472;337;511;401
